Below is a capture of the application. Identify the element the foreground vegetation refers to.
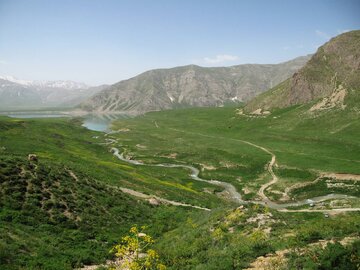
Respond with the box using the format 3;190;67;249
156;205;360;269
0;155;192;269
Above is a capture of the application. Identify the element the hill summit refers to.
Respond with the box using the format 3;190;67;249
244;30;360;113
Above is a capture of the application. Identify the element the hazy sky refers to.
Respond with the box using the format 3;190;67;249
0;0;359;85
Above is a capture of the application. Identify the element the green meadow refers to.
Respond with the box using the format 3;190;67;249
111;104;360;200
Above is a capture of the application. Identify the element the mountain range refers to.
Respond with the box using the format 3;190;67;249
0;76;107;110
0;75;90;90
80;56;311;113
2;31;359;114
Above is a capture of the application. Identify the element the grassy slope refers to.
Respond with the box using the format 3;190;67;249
156;204;360;269
0;116;228;269
0;117;224;208
0;156;192;270
243;79;292;111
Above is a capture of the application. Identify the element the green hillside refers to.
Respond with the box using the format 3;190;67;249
0;156;189;269
0;116;226;270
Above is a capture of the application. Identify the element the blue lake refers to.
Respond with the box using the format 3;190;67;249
1;112;132;132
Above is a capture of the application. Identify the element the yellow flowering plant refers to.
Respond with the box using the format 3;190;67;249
109;226;166;270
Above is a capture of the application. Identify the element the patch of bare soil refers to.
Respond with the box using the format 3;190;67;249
135;144;147;149
250;108;271;115
246;212;276;228
118;187;210;211
159;153;178;159
310;85;346;111
322;172;360;181
245;250;287;270
242;187;252;194
219;161;239;168
67;170;79;182
245;236;359;270
199;163;217;171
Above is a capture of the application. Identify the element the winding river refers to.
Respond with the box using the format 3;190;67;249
3;111;357;211
111;147;244;203
110;147;357;211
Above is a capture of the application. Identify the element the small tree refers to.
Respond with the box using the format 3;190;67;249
109;226;166;270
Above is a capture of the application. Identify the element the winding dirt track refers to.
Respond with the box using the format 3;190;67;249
105;129;360;213
257;155;278;203
167;128;283;203
118;187;210;211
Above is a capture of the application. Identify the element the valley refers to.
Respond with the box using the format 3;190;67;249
109;105;360;209
2;99;359;269
1;29;359;270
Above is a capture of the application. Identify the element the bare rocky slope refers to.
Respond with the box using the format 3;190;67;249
244;30;360;113
80;56;310;114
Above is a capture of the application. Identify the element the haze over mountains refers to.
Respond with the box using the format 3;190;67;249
80;56;311;114
0;76;107;110
0;56;311;113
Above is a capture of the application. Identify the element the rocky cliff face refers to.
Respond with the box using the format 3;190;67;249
245;30;360;112
80;56;310;113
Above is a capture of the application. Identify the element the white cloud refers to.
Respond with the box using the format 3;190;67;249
0;60;7;65
203;54;239;64
315;30;331;40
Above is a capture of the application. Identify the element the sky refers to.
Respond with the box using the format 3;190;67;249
0;0;359;85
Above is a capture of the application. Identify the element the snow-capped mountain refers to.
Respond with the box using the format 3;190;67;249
0;75;90;90
0;76;108;110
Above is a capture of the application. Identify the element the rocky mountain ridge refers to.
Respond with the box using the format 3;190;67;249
80;56;311;113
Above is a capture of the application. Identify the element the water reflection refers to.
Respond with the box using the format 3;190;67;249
4;112;69;118
81;114;132;132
